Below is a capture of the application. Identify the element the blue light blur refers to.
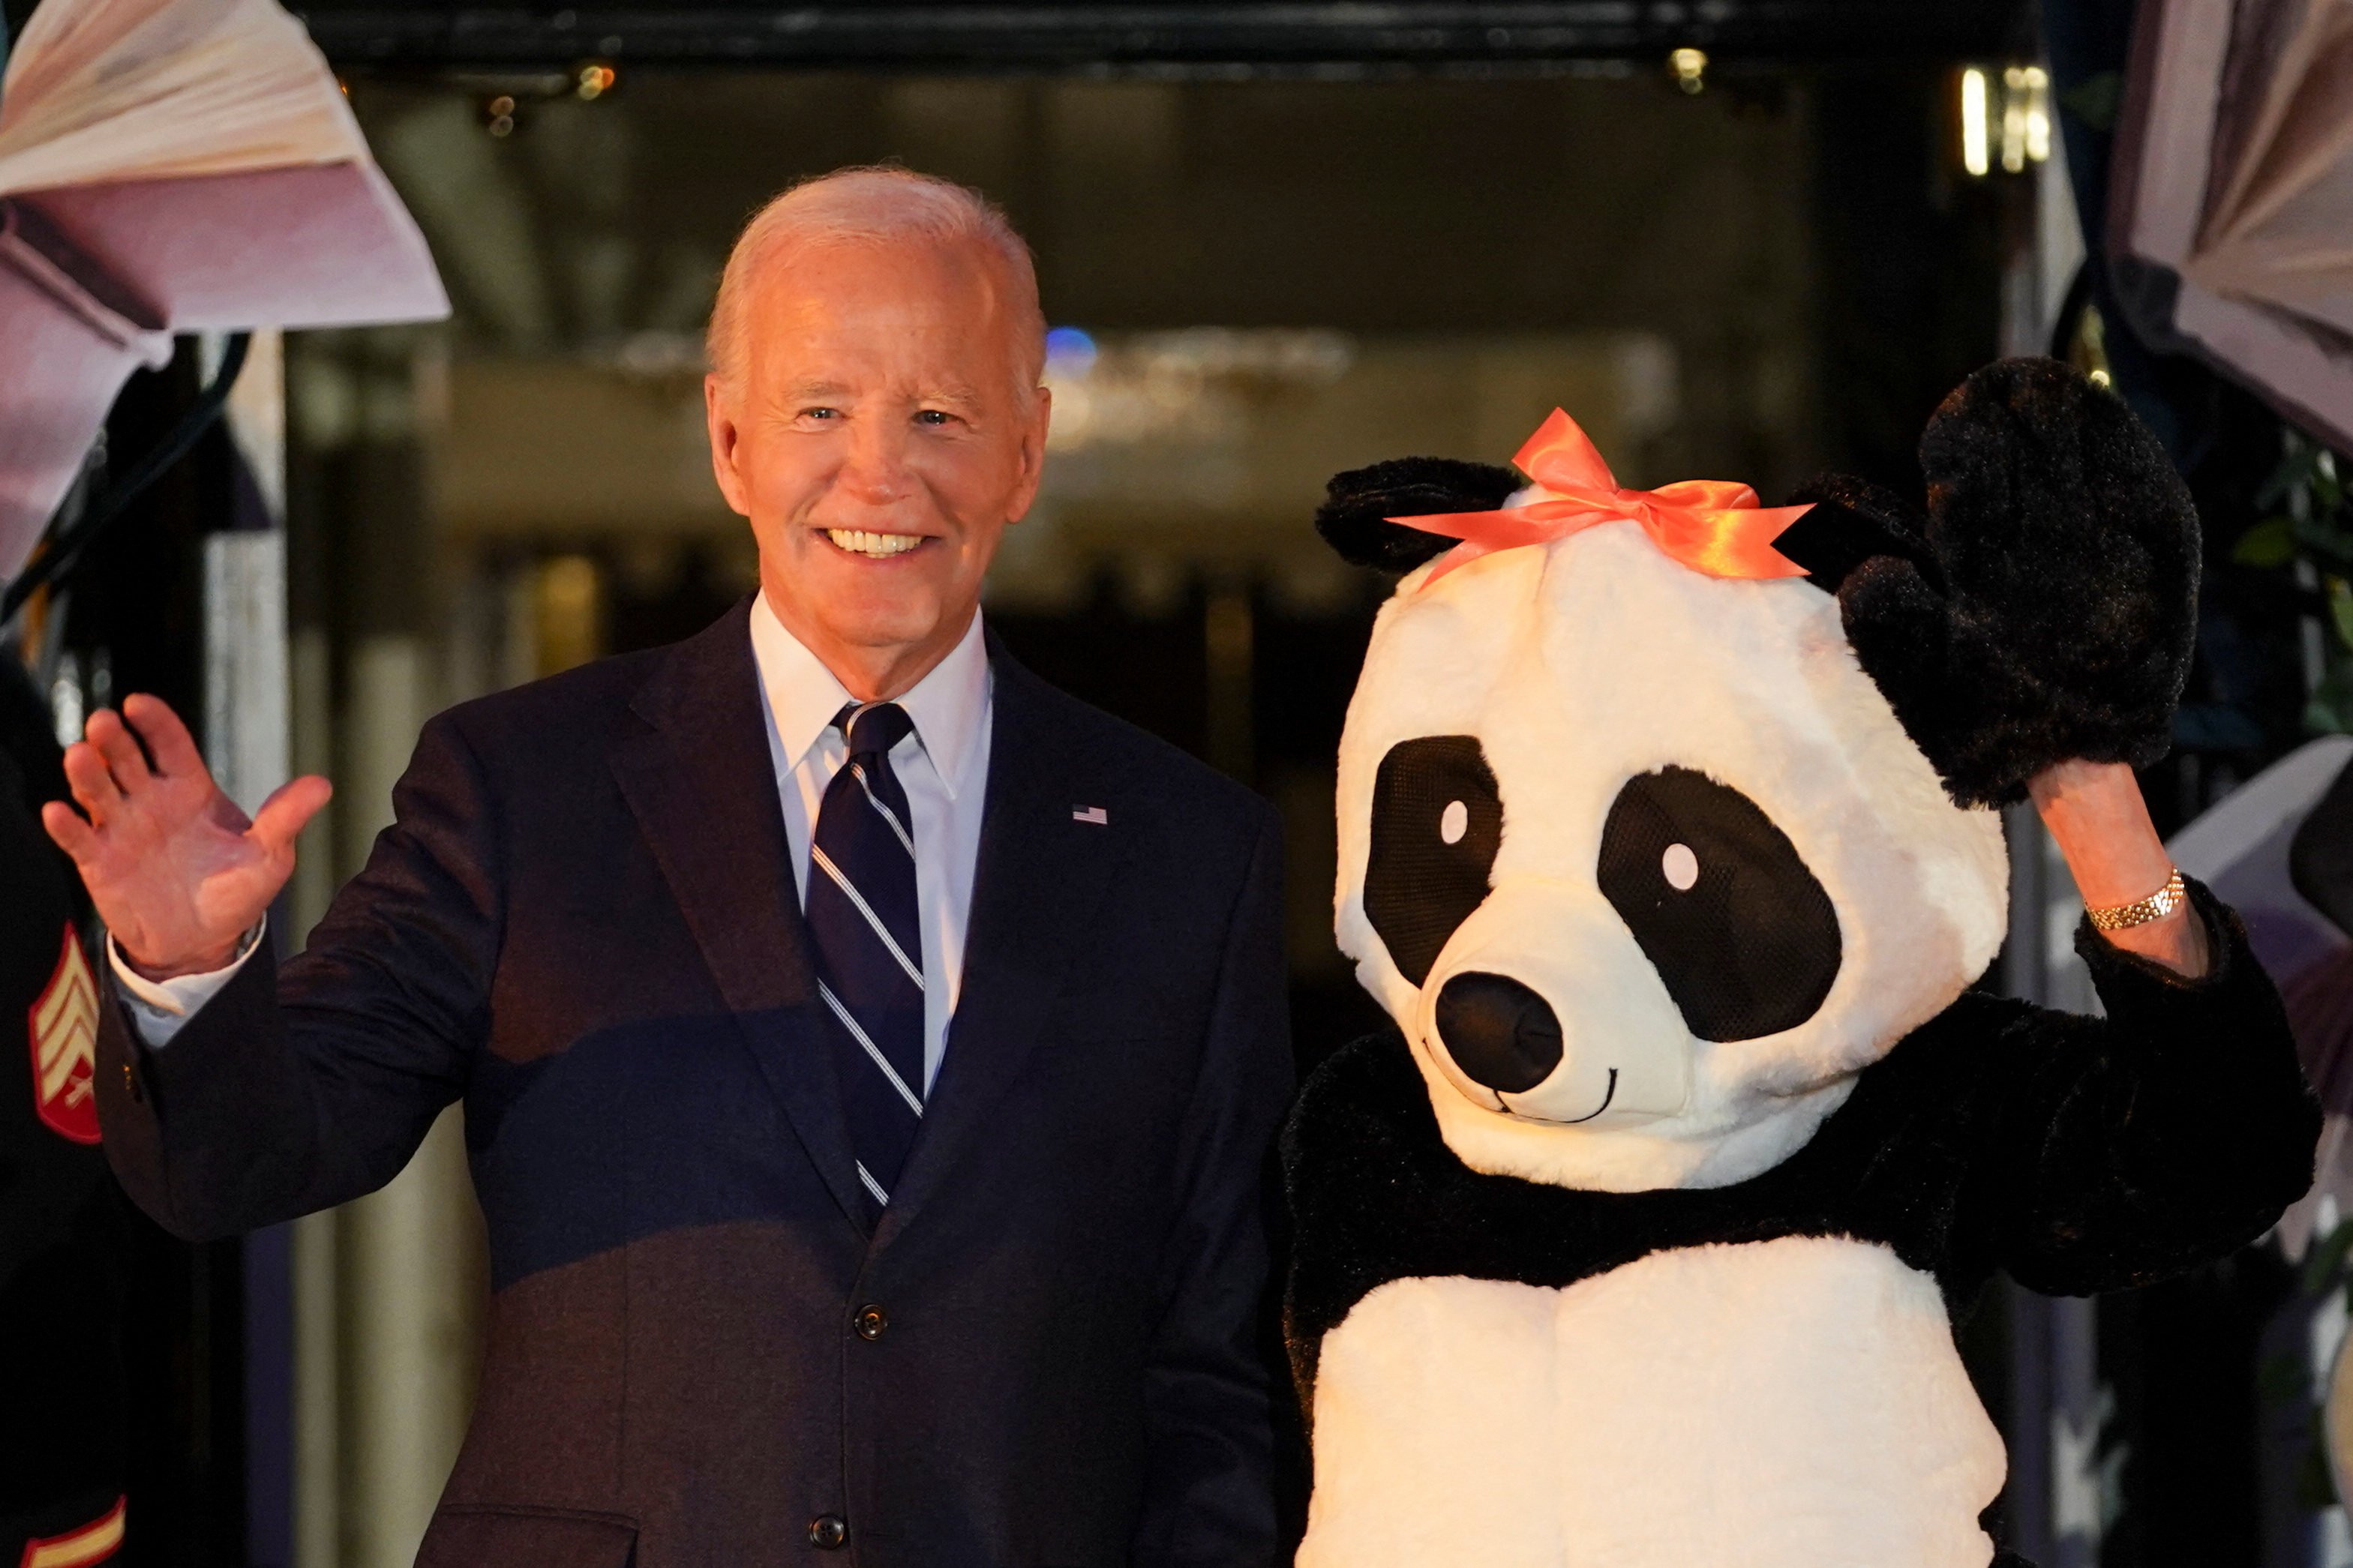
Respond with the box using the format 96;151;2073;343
1044;326;1099;373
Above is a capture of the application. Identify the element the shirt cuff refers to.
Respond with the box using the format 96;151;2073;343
108;922;266;1046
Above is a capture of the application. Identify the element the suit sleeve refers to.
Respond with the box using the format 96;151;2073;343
1130;807;1295;1568
95;712;500;1242
1974;877;2320;1296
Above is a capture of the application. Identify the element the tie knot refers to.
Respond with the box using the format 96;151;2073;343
836;701;914;760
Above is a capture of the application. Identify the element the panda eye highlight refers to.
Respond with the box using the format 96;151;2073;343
1597;768;1841;1042
1364;737;1503;988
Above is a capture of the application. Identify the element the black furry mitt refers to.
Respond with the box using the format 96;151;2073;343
1790;358;2199;808
1314;456;1523;573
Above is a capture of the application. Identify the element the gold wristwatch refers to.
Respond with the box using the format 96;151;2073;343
2085;868;2187;931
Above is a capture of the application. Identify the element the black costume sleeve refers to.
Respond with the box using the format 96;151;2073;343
1133;810;1292;1568
1971;877;2320;1296
95;712;496;1241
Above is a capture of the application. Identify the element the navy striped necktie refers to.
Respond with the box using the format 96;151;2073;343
806;701;925;1210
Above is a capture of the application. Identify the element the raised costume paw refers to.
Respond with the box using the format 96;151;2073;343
1787;357;2199;808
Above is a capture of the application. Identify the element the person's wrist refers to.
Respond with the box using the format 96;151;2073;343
2093;898;2211;976
119;931;246;982
2083;866;2188;931
2028;760;2174;906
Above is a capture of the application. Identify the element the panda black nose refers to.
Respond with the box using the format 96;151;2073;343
1433;973;1564;1094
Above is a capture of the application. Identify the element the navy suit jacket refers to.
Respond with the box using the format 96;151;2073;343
95;600;1294;1567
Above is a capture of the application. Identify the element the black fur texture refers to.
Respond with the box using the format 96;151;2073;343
1831;358;2201;807
1285;880;2316;1404
1774;470;1940;595
1314;457;1523;572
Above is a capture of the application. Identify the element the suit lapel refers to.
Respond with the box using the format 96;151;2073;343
874;642;1130;1249
608;598;869;1234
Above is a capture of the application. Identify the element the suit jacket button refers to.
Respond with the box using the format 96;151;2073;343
809;1514;848;1550
854;1304;888;1342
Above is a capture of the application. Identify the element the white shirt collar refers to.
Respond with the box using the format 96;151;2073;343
748;592;991;799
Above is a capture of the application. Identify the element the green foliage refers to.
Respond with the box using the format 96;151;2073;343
2246;436;2353;733
2297;1417;2342;1511
2281;1219;2353;1509
2233;515;2297;568
2061;71;2125;133
2304;1215;2353;1296
2261;1348;2313;1403
2311;670;2353;738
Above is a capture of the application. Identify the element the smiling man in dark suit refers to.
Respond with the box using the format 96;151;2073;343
44;167;1292;1567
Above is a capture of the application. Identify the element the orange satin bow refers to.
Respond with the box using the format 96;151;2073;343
1390;408;1812;587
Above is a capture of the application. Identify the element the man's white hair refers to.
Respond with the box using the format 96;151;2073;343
707;166;1045;397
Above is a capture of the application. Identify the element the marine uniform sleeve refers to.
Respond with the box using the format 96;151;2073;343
1969;877;2320;1296
95;710;498;1242
0;736;132;1558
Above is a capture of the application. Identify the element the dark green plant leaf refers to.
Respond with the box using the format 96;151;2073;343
2062;72;2124;132
2297;1428;2339;1510
2258;442;2316;510
2309;1216;2353;1292
2297;520;2353;573
2262;1348;2313;1402
2236;516;2298;567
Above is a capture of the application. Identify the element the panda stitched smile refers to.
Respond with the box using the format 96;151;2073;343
1529;1066;1616;1125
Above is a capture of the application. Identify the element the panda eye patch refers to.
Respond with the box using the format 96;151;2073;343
1364;737;1503;987
1596;767;1841;1042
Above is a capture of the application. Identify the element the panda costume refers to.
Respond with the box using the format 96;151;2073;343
1283;358;2320;1566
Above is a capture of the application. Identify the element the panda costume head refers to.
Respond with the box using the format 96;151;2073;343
1319;356;2197;1195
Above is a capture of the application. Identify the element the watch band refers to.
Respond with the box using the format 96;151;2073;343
2085;868;2187;931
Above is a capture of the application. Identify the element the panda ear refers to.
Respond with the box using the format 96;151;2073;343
1316;457;1523;572
1775;472;1939;595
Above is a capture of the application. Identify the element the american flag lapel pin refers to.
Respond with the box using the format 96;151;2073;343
1073;805;1109;826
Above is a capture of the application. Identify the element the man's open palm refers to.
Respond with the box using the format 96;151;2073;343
42;693;331;979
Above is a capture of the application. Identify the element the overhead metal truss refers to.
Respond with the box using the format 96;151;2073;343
298;1;2033;72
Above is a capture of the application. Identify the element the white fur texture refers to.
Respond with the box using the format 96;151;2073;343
1298;1237;2004;1568
1334;520;2009;1192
